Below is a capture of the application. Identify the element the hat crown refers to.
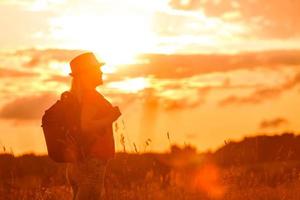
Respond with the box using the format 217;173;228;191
69;52;104;76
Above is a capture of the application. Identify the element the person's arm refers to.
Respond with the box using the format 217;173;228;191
81;106;121;133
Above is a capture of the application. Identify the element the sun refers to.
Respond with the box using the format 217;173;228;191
51;12;156;66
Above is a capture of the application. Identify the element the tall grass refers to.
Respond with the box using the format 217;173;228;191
2;132;300;199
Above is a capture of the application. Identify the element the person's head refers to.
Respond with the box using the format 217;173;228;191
69;52;105;90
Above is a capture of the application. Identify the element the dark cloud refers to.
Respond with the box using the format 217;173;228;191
162;98;203;111
0;68;38;78
169;0;300;38
105;87;208;111
0;93;57;120
259;117;289;129
219;72;300;106
164;87;211;111
118;50;300;79
3;49;300;80
143;87;209;111
219;88;280;106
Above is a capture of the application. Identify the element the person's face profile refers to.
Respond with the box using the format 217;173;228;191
79;66;103;88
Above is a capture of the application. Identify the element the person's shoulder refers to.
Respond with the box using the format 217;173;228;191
92;90;111;105
95;91;114;108
84;89;101;97
93;90;105;99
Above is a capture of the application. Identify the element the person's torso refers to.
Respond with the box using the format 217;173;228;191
79;89;115;160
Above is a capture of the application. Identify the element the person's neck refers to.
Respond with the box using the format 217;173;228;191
71;84;96;103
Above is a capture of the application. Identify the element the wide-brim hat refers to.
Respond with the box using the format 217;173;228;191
69;52;105;76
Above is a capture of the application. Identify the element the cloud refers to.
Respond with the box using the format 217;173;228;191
104;86;209;111
169;0;201;11
162;98;203;111
1;48;299;111
3;48;300;80
44;74;70;84
219;72;300;106
142;86;209;111
0;93;57;120
0;68;38;78
153;9;245;40
0;4;55;49
219;88;281;106
161;86;210;110
168;0;300;39
118;50;300;79
14;48;85;68
259;117;289;129
169;0;300;38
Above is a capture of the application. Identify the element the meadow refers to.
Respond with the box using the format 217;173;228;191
1;132;300;200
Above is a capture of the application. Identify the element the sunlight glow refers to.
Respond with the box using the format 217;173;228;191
106;77;149;93
101;64;117;74
48;61;70;75
50;13;157;66
29;0;65;11
192;164;226;198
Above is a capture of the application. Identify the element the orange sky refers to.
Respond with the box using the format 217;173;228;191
0;0;300;155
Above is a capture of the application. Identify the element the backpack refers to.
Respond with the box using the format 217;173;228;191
41;91;85;162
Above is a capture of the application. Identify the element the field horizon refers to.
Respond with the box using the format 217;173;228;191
1;132;300;199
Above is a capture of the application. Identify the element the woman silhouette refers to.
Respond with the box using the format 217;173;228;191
66;52;121;200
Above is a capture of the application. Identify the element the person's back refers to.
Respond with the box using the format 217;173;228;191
65;52;121;200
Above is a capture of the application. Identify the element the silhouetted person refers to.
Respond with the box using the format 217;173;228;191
65;52;121;200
